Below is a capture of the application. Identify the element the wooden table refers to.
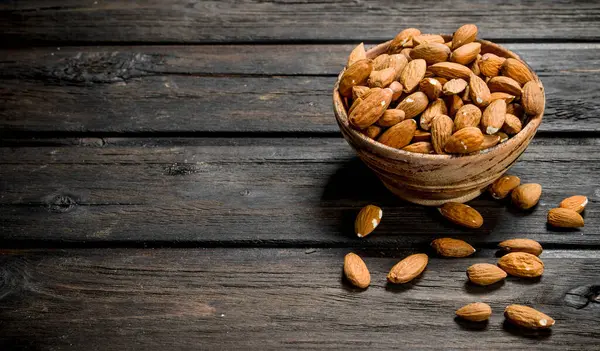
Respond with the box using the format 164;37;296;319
1;1;599;350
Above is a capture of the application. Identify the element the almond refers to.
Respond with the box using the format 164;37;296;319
388;81;403;100
377;109;405;127
378;119;417;149
469;74;492;107
443;78;468;95
400;59;427;93
389;28;421;54
352;86;370;100
387;253;428;284
410;42;451;65
413;129;432;142
489;175;521;199
502;113;522;135
481;99;506;135
368;67;396;88
444;127;484;154
456;303;492;322
506;103;525;118
431;115;453;154
501;58;535;85
473;134;501;151
400;48;413;61
497;252;544;278
547;208;584;228
348;97;362;115
397;91;429;119
412;34;445;46
354;204;383;238
490;92;515;104
343;252;371;288
467;263;507;286
445;95;464;118
429;62;472;80
347;43;367;67
402;141;435;154
419;77;443;100
522;81;544;115
559;195;588;213
431;238;475;258
454;104;482;131
487;76;522;96
498;239;543;256
511;183;542;210
469;55;482;76
461;85;471;102
438;202;483;228
433;77;449;85
349;88;393;129
388;54;409;80
452;24;478;49
373;54;391;71
420;98;448;131
495;131;509;143
361;125;382;139
450;42;481;65
339;59;373;98
504;305;555;329
479;53;505;77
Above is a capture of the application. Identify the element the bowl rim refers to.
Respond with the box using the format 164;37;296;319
333;37;545;161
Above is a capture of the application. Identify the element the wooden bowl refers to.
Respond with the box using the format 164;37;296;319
333;36;545;206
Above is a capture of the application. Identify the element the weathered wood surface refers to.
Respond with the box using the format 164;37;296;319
1;1;600;44
1;137;598;246
0;248;598;350
1;44;600;134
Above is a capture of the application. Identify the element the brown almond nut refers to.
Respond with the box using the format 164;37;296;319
487;76;522;96
456;303;492;322
431;238;475;258
479;53;506;77
348;97;362;115
388;54;409;80
429;62;472;80
388;81;403;101
511;183;542;210
450;42;481;65
559;195;588;214
522;81;544;116
473;134;501;151
361;125;382;139
470;54;482;76
354;204;382;238
490;92;516;104
349;88;393;129
461;85;471;102
400;48;413;61
498;252;544;278
377;119;417;149
420;98;448;131
481;99;506;135
431;115;454;154
389;28;421;54
504;305;555;330
419;77;443;100
368;67;396;88
452;24;478;49
501;58;535;85
506;103;525;119
489;175;521;199
387;253;428;284
352;86;370;101
444;41;453;49
347;43;367;67
445;95;464;118
443;78;468;95
502;113;522;135
467;263;507;286
412;130;432;142
377;109;405;127
438;202;483;228
397;91;429;119
444;127;484;154
410;42;451;65
469;74;491;107
372;54;391;71
343;252;371;288
433;77;449;85
402;141;435;154
339;59;373;98
547;208;584;228
495;131;509;143
412;34;445;46
400;59;427;93
498;239;543;256
454;104;482;131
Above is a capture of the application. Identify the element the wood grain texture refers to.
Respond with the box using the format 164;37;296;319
1;44;599;133
1;137;598;246
1;1;600;43
0;248;598;350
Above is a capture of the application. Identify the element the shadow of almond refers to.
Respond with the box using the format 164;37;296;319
454;316;489;331
502;320;552;339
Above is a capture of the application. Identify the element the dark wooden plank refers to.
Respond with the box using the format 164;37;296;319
1;137;598;246
0;248;598;350
1;1;600;43
1;44;600;133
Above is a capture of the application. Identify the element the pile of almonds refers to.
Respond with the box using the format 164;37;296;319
339;24;544;154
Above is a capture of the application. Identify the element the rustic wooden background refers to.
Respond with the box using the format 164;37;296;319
0;1;599;350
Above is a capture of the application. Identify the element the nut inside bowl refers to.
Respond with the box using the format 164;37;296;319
333;35;545;206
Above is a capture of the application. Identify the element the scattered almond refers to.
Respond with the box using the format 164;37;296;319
344;252;371;288
489;175;521;199
431;115;454;154
497;252;544;278
498;239;543;256
402;141;435;154
438;202;483;228
443;78;468;95
354;204;383;238
431;238;475;258
511;183;542;210
387;253;429;284
467;263;507;286
547;208;584;228
456;303;492;322
444;127;484;154
504;305;555;329
378;119;417;148
559;195;588;213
